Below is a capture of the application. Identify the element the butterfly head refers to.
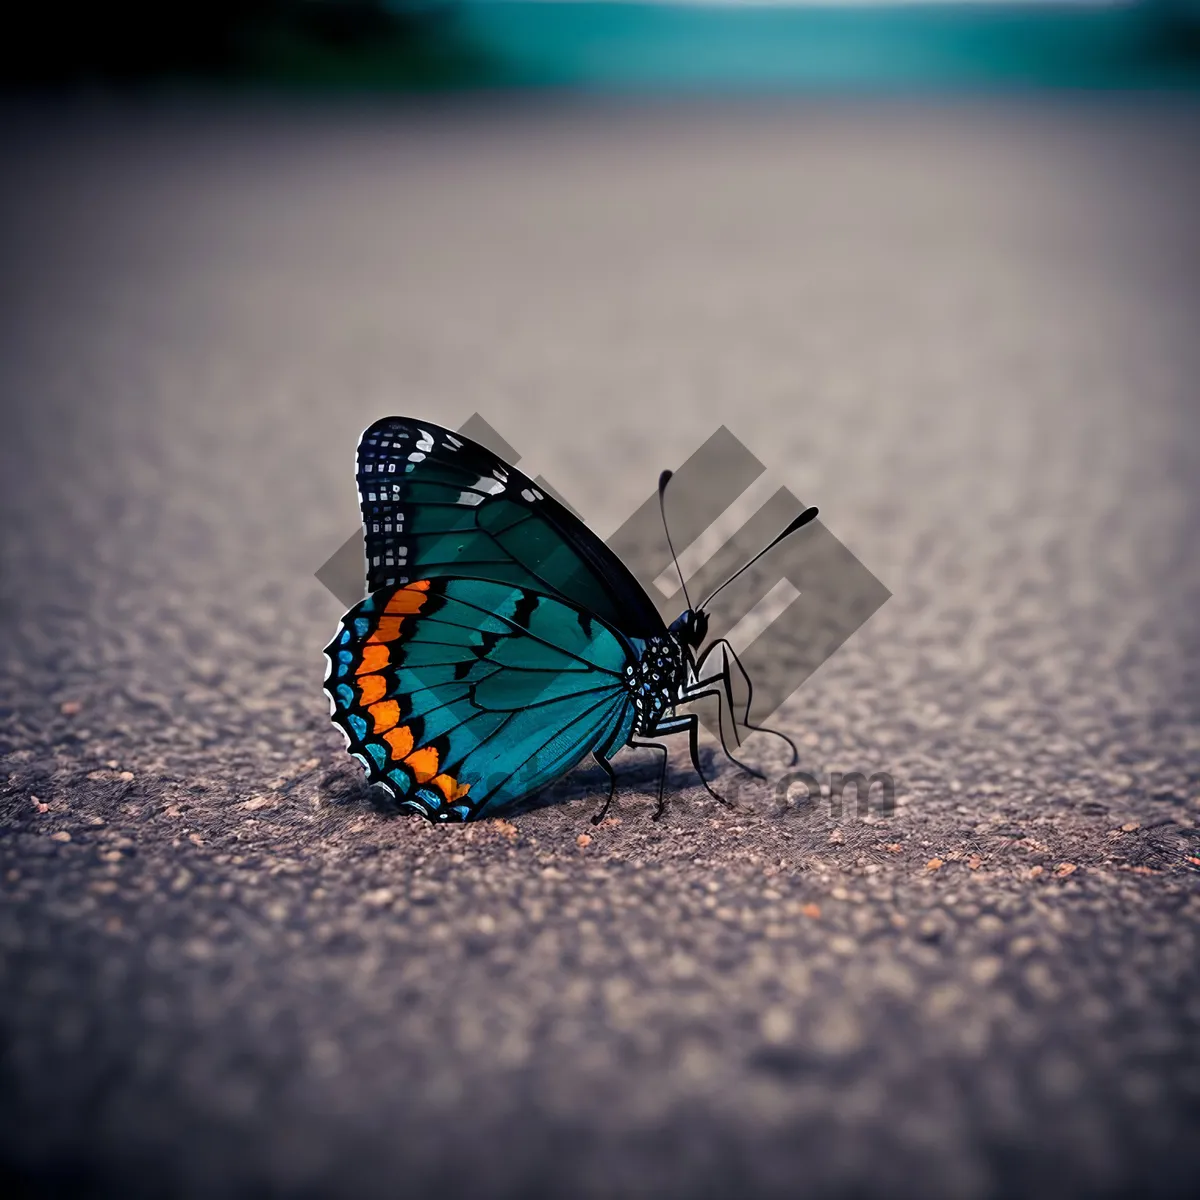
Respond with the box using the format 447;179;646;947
669;608;709;652
658;468;819;656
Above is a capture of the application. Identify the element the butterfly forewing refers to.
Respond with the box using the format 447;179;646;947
356;418;665;640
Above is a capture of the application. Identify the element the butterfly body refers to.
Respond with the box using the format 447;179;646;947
324;417;812;823
625;634;687;736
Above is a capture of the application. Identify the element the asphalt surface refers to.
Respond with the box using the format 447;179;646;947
2;97;1199;1200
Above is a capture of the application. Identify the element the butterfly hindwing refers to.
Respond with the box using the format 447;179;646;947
356;417;665;641
324;577;638;821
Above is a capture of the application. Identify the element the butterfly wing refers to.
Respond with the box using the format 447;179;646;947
356;417;665;640
324;576;638;821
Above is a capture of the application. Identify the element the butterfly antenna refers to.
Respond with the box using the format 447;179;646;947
699;506;820;611
658;470;694;611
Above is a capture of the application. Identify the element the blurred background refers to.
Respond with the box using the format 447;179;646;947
2;0;1199;92
3;5;1200;1200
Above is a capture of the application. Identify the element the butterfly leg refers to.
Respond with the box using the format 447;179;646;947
685;646;765;774
690;643;747;750
625;735;669;819
695;638;800;768
590;750;619;826
676;677;765;781
640;712;734;819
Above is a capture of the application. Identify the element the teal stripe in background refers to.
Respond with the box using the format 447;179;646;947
444;2;1200;90
26;1;1195;91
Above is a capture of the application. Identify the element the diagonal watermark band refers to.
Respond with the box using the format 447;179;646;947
315;416;889;732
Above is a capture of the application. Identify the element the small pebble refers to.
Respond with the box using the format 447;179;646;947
970;956;1003;986
760;1006;795;1044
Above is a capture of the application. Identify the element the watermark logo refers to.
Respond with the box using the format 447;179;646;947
316;414;890;733
774;769;895;819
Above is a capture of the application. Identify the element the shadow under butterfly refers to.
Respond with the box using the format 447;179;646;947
323;417;819;824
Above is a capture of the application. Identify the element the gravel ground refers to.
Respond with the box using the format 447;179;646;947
1;97;1199;1199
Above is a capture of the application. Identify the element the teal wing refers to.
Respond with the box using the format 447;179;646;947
323;577;637;822
355;417;666;640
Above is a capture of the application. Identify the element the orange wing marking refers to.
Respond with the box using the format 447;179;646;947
384;725;415;760
405;745;440;784
355;644;390;676
384;579;431;615
432;773;471;803
368;699;400;734
358;673;387;706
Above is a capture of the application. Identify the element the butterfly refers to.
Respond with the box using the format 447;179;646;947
323;417;818;824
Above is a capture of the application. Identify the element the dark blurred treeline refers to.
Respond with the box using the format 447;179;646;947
2;0;1198;91
0;0;497;89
